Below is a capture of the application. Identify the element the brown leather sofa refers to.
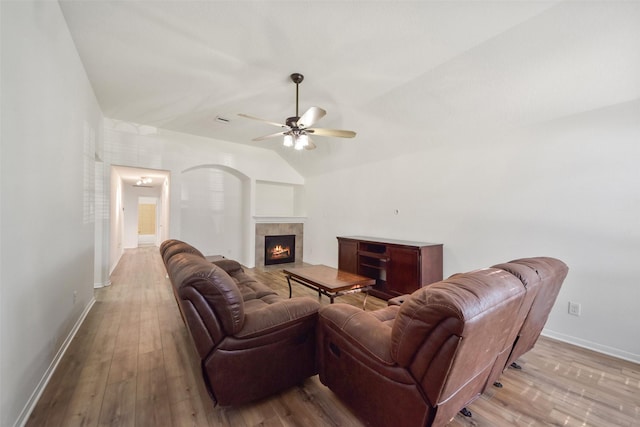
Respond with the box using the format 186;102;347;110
317;257;568;426
387;257;568;395
160;239;320;406
317;267;528;427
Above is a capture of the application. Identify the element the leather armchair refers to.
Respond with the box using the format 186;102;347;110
161;240;320;406
317;268;526;427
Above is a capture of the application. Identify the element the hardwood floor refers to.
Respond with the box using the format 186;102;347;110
26;247;640;427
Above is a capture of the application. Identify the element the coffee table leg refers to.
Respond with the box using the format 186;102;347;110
286;275;292;298
362;291;369;310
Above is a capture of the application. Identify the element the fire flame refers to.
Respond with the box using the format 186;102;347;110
269;244;291;258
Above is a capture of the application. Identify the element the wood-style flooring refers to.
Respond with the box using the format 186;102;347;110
26;247;640;426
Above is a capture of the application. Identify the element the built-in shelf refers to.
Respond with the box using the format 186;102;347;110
253;216;307;224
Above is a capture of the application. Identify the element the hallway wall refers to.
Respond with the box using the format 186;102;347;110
1;2;103;425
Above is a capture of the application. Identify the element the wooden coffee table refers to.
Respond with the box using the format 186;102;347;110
283;265;375;308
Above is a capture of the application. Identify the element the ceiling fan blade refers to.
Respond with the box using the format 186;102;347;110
253;131;287;141
307;128;356;138
238;113;286;128
296;106;326;128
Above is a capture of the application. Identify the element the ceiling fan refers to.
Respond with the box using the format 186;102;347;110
238;73;356;150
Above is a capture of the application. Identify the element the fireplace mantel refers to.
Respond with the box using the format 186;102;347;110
253;216;306;224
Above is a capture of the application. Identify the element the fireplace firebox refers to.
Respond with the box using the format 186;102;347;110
264;235;296;265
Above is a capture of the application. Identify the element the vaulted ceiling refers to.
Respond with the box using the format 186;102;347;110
59;1;640;176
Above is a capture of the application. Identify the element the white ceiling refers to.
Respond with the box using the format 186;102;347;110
59;1;640;175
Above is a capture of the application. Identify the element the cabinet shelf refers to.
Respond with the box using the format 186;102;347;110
338;236;443;300
360;262;384;270
358;250;389;259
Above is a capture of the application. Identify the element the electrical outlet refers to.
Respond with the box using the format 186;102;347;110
568;301;581;316
73;290;77;304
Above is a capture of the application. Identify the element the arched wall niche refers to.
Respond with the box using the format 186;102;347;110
180;164;251;263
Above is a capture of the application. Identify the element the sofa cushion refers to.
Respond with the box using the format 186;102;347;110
318;303;396;365
238;297;319;339
210;258;278;300
369;305;400;328
234;274;278;300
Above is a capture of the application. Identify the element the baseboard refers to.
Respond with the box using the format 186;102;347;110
542;328;640;364
94;279;112;289
14;297;96;427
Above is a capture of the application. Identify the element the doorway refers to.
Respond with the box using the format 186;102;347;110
108;166;171;273
137;197;158;246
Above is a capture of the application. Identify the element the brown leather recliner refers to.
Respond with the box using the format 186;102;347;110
387;257;569;393
478;261;542;390
316;267;526;427
494;257;569;371
161;240;320;406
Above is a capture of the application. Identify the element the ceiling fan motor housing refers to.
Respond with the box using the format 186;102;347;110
286;116;300;128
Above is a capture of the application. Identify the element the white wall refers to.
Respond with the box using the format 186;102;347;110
160;176;171;244
0;2;103;426
180;166;245;259
255;181;295;216
109;167;124;274
303;99;640;363
93;160;110;287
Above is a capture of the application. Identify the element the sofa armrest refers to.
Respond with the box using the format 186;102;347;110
319;304;394;364
236;297;320;338
387;294;411;306
211;258;243;274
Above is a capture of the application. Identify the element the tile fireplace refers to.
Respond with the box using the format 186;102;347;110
255;222;303;267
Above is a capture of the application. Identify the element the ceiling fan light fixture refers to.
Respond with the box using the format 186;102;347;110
136;177;153;186
294;134;309;150
240;73;355;151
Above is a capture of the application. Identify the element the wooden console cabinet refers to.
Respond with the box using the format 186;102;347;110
337;236;443;300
